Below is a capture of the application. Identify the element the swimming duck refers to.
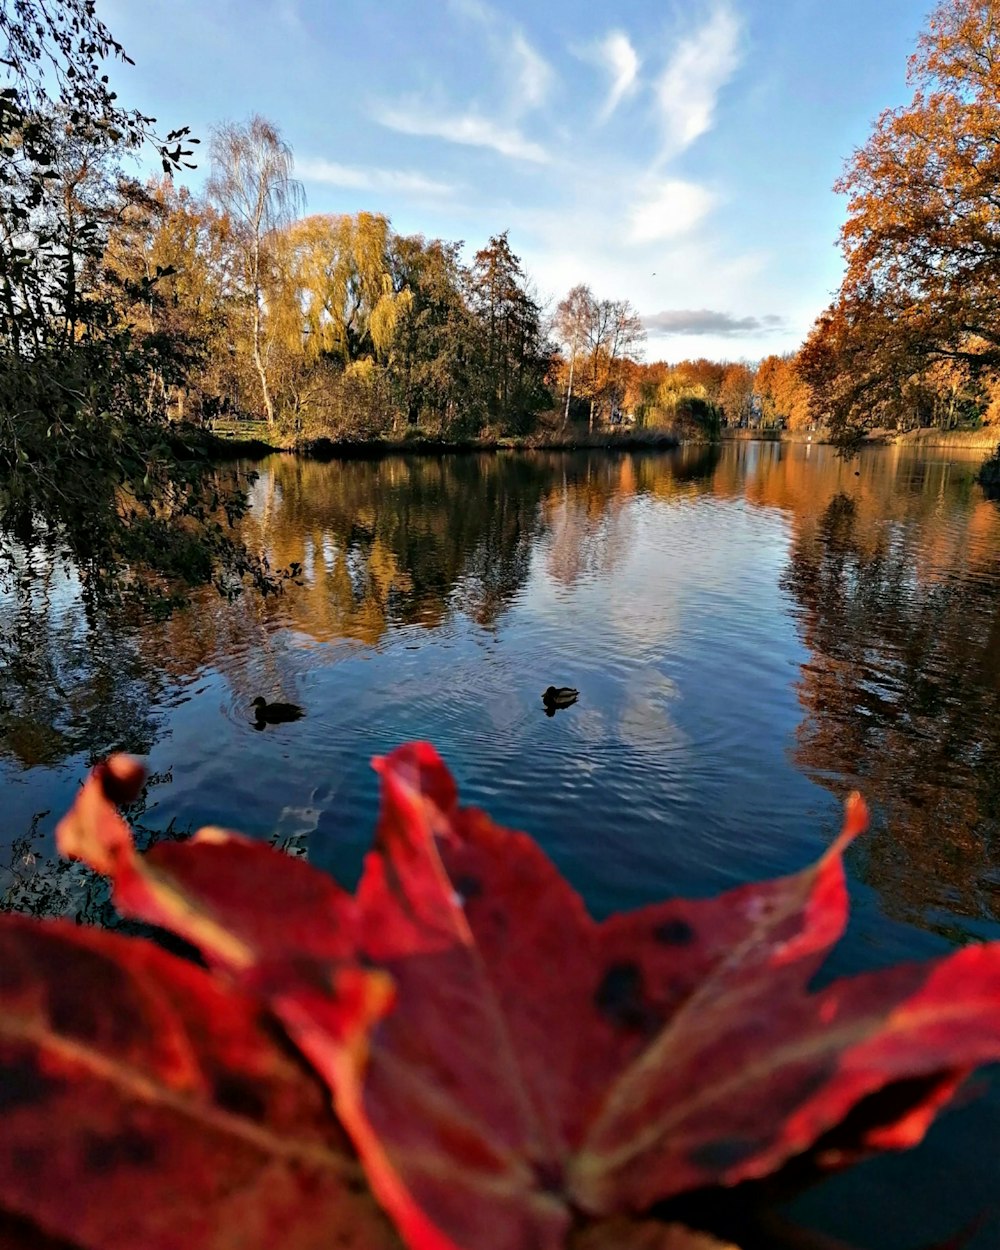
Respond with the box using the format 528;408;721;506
251;697;304;728
542;686;579;716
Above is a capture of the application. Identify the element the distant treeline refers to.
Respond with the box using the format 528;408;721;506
87;120;821;442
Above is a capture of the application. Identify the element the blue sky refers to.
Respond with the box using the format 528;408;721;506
101;0;926;362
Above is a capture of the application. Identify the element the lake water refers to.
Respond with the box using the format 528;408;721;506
3;439;1000;1247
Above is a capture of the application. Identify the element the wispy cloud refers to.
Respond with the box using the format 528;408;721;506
594;31;640;121
643;309;785;336
295;157;457;198
447;0;553;113
629;179;717;242
511;31;553;111
656;5;742;155
376;0;553;164
375;102;550;163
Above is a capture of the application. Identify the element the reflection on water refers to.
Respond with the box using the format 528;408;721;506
3;440;1000;1247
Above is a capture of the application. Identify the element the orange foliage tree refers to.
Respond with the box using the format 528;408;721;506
718;363;755;426
801;0;1000;439
754;355;813;431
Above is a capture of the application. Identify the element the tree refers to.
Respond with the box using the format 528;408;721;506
102;178;232;421
207;116;303;425
558;292;646;432
754;354;812;430
604;298;645;421
807;0;1000;438
553;284;594;428
389;233;479;431
468;232;551;433
626;361;721;436
718;362;755;426
0;1;196;359
278;212;408;368
0;4;282;633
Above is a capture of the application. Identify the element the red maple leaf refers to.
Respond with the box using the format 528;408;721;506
1;744;998;1250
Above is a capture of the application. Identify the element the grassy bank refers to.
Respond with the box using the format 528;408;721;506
891;427;1000;451
721;426;1000;450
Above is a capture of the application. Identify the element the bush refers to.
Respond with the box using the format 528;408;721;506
978;443;1000;494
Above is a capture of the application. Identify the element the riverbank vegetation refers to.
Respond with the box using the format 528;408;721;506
0;0;285;620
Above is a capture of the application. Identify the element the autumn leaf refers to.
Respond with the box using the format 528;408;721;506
50;745;1000;1250
0;913;401;1250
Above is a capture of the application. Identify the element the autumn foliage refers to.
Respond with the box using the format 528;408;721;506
3;746;1000;1250
801;0;1000;439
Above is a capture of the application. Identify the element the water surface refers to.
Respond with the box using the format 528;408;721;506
3;440;1000;1247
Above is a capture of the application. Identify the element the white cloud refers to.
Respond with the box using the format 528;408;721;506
511;30;553;112
375;103;550;163
629;179;717;242
656;5;742;154
295;157;456;198
595;31;640;121
374;1;553;165
448;0;553;113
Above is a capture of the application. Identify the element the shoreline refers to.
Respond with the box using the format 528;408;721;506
196;426;689;460
193;423;1000;461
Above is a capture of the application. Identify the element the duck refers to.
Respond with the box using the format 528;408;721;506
251;696;304;728
542;686;579;716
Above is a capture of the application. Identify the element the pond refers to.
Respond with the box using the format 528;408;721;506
3;439;1000;1248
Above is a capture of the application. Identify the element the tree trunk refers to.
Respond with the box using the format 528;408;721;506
563;346;576;430
252;297;275;426
249;237;275;427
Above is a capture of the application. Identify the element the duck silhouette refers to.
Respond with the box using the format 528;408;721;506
251;697;304;729
542;686;579;716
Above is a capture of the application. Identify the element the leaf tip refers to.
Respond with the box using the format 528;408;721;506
842;791;869;843
56;755;145;871
97;753;146;807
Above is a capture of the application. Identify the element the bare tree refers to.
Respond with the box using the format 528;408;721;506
605;298;645;421
585;298;616;432
207;116;303;425
553;284;594;429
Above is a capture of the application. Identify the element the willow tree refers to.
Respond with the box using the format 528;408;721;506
207;116;303;425
279;211;409;367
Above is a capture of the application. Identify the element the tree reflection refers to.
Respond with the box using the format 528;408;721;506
781;470;1000;935
0;454;584;766
229;450;724;640
2;447;725;774
0;564;164;770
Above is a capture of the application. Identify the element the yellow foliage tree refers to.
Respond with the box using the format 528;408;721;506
278;212;411;367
